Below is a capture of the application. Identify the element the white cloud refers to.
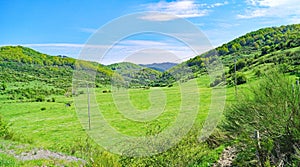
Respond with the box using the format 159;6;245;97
239;0;300;22
140;0;228;21
208;1;229;8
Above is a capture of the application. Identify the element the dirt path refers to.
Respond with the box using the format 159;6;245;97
0;148;86;164
213;146;237;167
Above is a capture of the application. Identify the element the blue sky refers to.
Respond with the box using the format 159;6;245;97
1;0;300;64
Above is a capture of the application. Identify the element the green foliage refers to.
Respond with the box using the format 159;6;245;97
119;126;219;167
0;82;6;91
261;45;271;55
0;46;114;100
0;115;13;140
108;62;162;88
210;75;225;87
222;72;300;166
35;95;45;102
236;72;247;85
229;59;247;74
0;153;18;167
254;69;263;77
60;137;120;167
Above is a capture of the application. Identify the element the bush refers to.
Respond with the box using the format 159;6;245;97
222;71;300;166
0;82;6;91
254;69;263;77
35;96;45;102
0;115;13;140
210;75;225;87
236;72;247;85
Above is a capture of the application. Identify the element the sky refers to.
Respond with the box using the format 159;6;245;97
0;0;300;64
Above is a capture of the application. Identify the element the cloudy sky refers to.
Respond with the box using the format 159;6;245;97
0;0;299;64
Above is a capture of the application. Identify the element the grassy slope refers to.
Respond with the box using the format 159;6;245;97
0;75;236;165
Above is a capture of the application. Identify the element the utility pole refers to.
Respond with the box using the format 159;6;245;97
87;83;91;130
254;130;263;167
234;56;237;97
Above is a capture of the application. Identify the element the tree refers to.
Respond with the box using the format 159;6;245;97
253;42;260;50
261;45;271;55
230;43;241;52
239;38;246;46
236;72;247;85
0;82;6;91
229;59;247;74
218;46;229;55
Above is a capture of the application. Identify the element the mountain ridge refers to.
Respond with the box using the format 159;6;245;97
140;62;178;72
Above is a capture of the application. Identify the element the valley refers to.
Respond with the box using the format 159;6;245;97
0;24;300;166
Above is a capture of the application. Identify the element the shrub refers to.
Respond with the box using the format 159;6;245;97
35;96;45;102
168;84;173;87
210;75;225;87
254;69;263;77
236;72;247;85
222;71;300;166
0;115;13;140
0;82;6;91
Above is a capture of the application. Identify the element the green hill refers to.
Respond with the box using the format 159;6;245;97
0;46;113;101
107;62;162;87
166;24;300;85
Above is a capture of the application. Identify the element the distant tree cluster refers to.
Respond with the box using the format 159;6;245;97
216;24;300;57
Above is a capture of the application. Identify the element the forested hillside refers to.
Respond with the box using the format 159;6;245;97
107;62;162;87
164;24;300;86
0;46;113;101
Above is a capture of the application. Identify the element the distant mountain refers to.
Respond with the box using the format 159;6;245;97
107;62;162;87
140;62;178;72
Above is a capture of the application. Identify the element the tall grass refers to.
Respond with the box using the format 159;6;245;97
222;71;300;166
0;115;13;140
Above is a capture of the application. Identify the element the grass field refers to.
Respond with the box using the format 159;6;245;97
0;75;236;165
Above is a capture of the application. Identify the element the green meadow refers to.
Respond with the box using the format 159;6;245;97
0;75;236;166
